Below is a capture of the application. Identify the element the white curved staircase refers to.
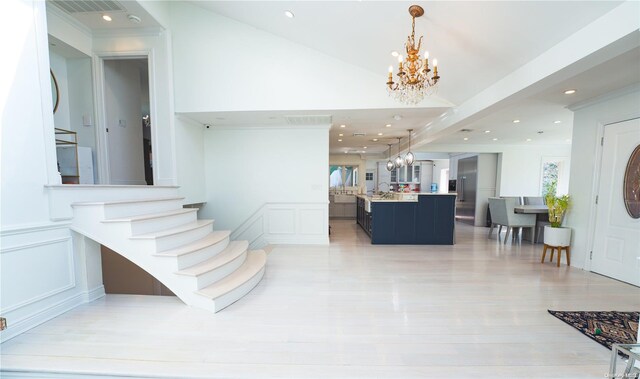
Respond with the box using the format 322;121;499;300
71;197;266;313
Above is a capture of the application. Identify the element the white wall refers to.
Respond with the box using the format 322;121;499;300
446;146;572;197
498;145;572;196
566;86;640;269
168;1;449;114
200;126;329;245
0;0;103;342
175;116;206;204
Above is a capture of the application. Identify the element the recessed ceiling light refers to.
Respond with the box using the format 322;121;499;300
492;138;498;141
344;151;348;154
339;133;343;136
338;139;343;142
484;130;491;133
377;133;383;136
340;124;346;128
372;138;378;142
284;10;295;18
526;138;532;142
564;89;577;95
391;51;399;57
463;137;469;141
554;120;562;124
102;14;112;21
513;119;520;124
364;146;367;149
385;124;391;127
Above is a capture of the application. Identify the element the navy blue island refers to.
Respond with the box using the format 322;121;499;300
356;193;457;245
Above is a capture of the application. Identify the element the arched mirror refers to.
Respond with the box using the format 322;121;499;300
50;69;59;114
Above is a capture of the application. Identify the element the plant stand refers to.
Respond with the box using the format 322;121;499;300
541;244;571;267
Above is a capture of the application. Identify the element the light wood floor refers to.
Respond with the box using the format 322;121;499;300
2;220;639;378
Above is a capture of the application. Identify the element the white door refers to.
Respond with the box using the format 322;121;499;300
591;118;640;287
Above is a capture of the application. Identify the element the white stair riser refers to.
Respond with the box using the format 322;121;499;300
102;200;184;219
175;236;230;270
196;251;247;289
127;211;198;235
151;223;214;252
213;266;265;312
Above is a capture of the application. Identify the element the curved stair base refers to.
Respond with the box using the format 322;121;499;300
70;196;266;313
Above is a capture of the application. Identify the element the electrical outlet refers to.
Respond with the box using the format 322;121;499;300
0;317;6;331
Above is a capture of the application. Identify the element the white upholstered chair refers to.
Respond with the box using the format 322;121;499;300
488;197;537;244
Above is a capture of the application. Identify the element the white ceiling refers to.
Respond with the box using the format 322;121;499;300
185;1;636;154
51;1;638;155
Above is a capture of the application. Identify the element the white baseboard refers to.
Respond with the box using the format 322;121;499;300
83;285;106;302
0;292;84;342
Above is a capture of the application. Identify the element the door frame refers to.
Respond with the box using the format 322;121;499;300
92;50;158;185
584;116;640;272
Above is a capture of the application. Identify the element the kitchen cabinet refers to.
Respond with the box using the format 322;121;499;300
329;194;356;218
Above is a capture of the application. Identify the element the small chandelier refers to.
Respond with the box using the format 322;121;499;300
386;144;395;171
394;138;404;168
404;129;415;166
386;5;440;105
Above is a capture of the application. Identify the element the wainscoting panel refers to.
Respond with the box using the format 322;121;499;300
299;208;325;235
267;208;296;235
232;202;329;248
0;223;104;342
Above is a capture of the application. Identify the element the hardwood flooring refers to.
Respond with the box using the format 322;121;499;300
1;220;638;378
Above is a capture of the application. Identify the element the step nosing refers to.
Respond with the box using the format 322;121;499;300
195;251;266;300
72;197;185;207
175;242;248;276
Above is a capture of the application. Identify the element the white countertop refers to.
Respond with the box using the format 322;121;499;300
356;193;456;203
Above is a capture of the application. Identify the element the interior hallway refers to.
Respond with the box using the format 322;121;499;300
1;221;638;378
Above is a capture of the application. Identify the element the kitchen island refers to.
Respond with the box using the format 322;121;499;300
356;193;456;245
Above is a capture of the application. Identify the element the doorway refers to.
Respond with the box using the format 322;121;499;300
102;58;153;185
591;118;640;287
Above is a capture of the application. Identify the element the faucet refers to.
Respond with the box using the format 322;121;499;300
378;182;390;193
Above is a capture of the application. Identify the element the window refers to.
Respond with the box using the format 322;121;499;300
329;165;357;188
366;172;373;181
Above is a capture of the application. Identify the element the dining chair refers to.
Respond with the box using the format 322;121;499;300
488;197;537;244
501;196;523;205
524;196;549;243
523;196;545;205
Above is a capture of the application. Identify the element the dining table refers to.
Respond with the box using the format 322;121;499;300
514;205;549;243
514;205;549;214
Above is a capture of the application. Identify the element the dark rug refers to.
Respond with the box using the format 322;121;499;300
549;310;639;353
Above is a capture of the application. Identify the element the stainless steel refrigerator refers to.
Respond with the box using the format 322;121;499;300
456;156;477;225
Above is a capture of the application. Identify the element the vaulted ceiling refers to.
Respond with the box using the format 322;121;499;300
49;1;640;154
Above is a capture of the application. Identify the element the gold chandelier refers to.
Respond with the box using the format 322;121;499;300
386;5;440;105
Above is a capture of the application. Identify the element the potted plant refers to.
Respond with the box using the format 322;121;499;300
544;185;571;246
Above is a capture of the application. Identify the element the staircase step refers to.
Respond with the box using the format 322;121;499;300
177;241;248;277
102;208;196;222
73;197;185;219
131;219;214;252
155;231;230;257
176;241;249;289
101;208;198;235
196;250;266;307
153;230;231;270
